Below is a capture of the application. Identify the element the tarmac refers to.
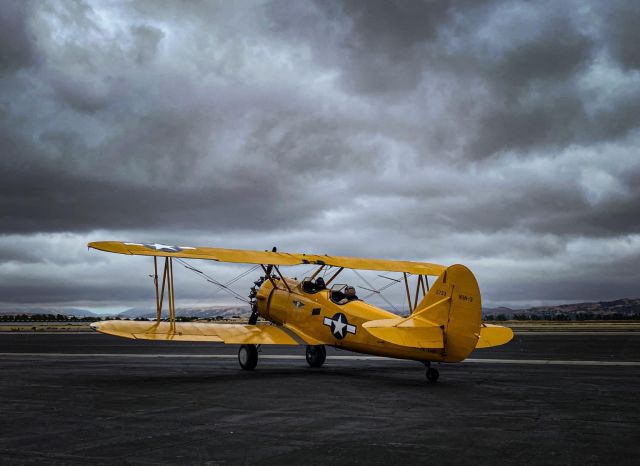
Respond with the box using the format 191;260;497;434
0;332;638;465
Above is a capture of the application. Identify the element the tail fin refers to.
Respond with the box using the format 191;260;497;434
363;264;483;362
414;264;482;362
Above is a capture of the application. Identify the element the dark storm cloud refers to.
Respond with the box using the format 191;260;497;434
466;18;595;157
0;122;312;235
0;0;38;73
0;157;289;234
130;24;165;65
270;1;640;157
48;74;112;114
267;0;453;95
0;96;364;234
486;19;593;85
1;0;639;309
0;282;146;304
319;0;452;95
600;0;640;71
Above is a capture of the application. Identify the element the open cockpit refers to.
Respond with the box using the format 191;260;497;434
329;284;359;305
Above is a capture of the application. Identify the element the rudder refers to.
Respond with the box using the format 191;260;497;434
415;264;482;362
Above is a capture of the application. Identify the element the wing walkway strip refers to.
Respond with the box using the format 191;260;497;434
0;352;639;366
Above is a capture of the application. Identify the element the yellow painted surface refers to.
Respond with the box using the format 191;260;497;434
362;322;444;349
91;321;299;345
89;243;513;364
88;241;446;276
475;324;514;348
251;266;501;363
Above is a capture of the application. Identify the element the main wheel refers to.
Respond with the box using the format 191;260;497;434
238;344;258;370
426;367;439;383
305;345;326;368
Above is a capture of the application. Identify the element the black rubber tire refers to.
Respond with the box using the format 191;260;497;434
305;345;327;368
426;367;439;383
238;344;258;370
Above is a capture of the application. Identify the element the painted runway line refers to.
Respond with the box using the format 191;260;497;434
0;352;638;366
511;331;640;336
0;331;639;336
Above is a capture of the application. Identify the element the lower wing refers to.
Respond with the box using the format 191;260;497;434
91;320;300;345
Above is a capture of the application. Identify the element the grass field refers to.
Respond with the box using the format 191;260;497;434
488;320;640;331
0;322;93;332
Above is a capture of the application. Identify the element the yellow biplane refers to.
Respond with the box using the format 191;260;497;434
89;241;513;382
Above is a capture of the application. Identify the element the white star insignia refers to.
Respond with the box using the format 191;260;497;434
332;314;347;336
148;243;180;252
323;313;357;339
123;242;196;253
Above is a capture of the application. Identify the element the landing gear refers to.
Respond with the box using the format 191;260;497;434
238;344;258;370
426;367;439;383
425;362;439;383
248;303;259;325
305;345;326;368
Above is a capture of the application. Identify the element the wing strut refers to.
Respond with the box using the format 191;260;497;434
325;267;344;286
403;273;413;314
273;266;292;292
309;265;325;281
413;275;423;311
260;264;277;289
151;257;177;328
168;258;176;330
153;257;160;318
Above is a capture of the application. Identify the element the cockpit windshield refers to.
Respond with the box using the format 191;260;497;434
330;284;359;305
301;276;327;294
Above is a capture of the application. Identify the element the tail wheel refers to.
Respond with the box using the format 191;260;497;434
305;345;327;368
426;367;439;383
238;344;258;370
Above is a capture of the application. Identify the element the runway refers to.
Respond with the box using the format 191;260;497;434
0;333;638;465
3;352;640;367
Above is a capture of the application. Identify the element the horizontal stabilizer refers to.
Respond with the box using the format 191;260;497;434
363;318;444;349
91;320;299;345
475;324;514;349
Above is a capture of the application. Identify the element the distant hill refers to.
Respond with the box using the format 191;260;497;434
483;298;640;319
117;305;252;319
0;306;251;319
1;298;637;320
0;307;98;317
482;306;517;316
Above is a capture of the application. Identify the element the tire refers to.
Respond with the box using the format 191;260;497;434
426;367;439;383
305;345;327;368
238;344;258;370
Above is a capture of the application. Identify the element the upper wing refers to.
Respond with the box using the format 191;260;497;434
91;320;301;344
88;241;446;276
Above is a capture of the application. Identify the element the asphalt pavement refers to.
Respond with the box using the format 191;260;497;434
0;333;638;465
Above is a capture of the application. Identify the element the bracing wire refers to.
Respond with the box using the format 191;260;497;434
298;265;319;279
175;258;252;304
351;269;400;313
362;279;399;300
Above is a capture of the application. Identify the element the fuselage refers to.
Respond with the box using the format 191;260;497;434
256;277;446;362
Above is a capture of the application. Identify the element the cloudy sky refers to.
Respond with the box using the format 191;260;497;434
1;0;639;313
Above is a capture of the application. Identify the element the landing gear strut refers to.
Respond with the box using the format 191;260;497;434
305;345;326;368
238;344;258;370
425;362;439;383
